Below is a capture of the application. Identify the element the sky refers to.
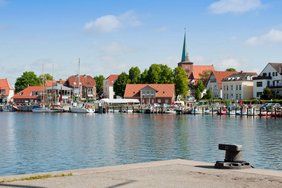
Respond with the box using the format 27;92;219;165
1;0;282;85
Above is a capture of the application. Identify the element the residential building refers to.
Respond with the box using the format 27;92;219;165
65;75;96;100
253;63;282;98
103;74;119;99
0;78;14;103
46;83;73;105
13;86;43;104
124;84;175;105
206;71;237;99
177;32;214;85
222;72;257;100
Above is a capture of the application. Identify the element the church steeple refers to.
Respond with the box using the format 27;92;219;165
181;32;187;62
181;29;190;63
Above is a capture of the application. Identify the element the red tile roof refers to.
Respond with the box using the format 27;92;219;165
13;86;43;99
193;65;215;80
106;74;119;86
66;75;96;88
0;79;13;97
124;84;175;98
212;71;237;89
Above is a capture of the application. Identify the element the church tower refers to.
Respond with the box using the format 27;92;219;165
178;31;194;79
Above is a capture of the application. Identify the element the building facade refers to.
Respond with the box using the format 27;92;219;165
124;84;175;105
222;72;257;100
253;63;282;98
206;71;236;99
13;86;43;104
65;75;96;101
103;74;119;99
0;79;14;103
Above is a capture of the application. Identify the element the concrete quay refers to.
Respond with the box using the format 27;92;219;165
0;159;282;188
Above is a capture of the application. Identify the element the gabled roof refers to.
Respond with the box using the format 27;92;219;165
13;86;42;99
124;84;175;98
211;71;237;89
192;65;215;80
106;74;119;86
0;79;14;96
66;75;96;88
269;63;282;74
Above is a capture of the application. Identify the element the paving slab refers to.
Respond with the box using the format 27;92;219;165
0;159;282;188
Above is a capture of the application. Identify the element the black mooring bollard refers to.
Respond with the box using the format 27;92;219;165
215;144;252;169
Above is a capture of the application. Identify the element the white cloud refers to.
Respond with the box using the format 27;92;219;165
246;29;282;45
209;0;262;14
84;10;141;33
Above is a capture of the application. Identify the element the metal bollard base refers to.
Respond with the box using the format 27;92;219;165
215;161;252;169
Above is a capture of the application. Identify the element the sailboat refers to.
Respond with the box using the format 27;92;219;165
32;65;62;113
70;58;95;113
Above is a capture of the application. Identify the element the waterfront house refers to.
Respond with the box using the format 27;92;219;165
177;33;214;85
103;74;119;99
124;84;175;105
0;78;14;103
65;75;96;101
253;63;282;99
46;83;73;105
13;86;43;104
222;72;257;100
206;71;237;99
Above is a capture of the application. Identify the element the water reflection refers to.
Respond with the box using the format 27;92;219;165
0;113;281;175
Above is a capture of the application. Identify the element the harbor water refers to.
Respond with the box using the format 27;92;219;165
0;112;281;176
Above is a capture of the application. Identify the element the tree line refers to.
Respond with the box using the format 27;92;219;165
113;64;188;99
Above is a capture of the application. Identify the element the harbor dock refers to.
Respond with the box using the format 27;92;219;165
1;159;282;188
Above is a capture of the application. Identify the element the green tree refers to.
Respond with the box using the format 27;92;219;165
94;75;105;98
147;64;162;83
159;65;174;84
113;72;129;97
261;87;274;100
15;71;40;93
197;80;205;92
140;69;148;84
129;66;141;84
226;68;237;72
173;67;188;98
39;73;53;84
195;88;201;101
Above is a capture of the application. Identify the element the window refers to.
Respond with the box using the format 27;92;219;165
239;85;241;90
227;86;229;91
263;73;267;77
158;99;161;103
231;85;233;90
267;81;270;87
223;86;225;90
256;82;263;87
236;85;238;90
273;81;275;86
165;99;169;103
236;94;238;100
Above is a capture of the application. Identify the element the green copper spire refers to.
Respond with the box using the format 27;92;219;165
181;31;186;62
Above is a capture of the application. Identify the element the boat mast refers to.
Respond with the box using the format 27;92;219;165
78;58;80;101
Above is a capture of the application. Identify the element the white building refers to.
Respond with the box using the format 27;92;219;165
253;63;282;98
222;72;257;100
0;78;14;103
206;71;236;99
103;74;119;99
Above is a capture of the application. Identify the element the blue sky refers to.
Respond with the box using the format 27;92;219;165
1;0;282;85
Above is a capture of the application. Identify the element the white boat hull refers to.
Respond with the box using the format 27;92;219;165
70;107;95;113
